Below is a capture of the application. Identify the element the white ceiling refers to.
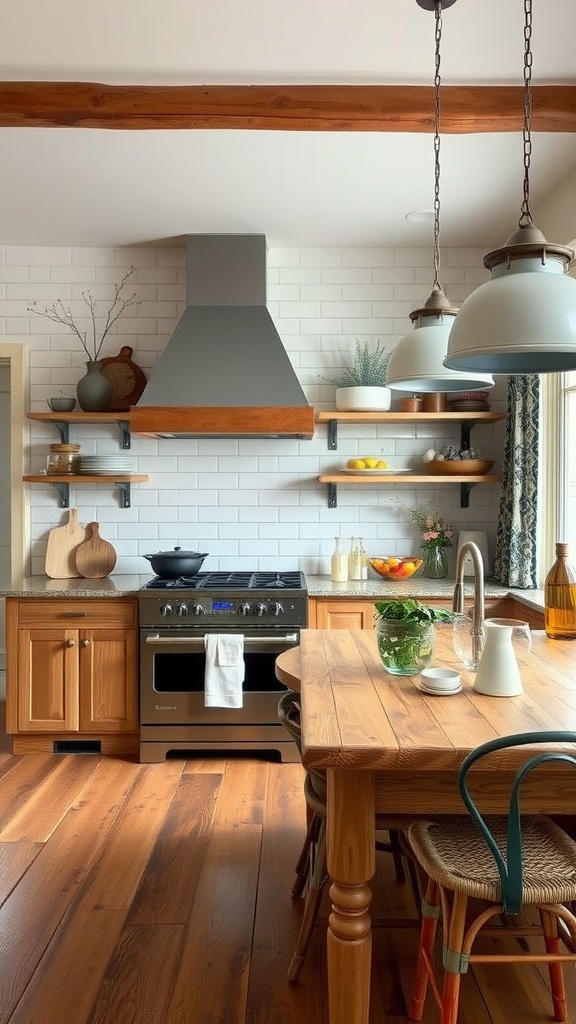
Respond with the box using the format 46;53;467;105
1;0;575;250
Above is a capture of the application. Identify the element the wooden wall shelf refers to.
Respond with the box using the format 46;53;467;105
28;411;133;448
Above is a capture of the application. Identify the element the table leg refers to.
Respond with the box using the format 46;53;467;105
326;768;375;1024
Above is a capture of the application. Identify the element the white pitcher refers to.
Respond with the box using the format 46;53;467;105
473;619;523;697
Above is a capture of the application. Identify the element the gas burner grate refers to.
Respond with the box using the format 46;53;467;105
144;571;306;591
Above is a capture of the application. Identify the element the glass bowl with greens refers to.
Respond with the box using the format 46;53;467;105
374;598;454;676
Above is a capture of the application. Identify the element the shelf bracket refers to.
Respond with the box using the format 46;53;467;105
118;420;131;450
117;482;132;508
460;483;474;508
50;482;70;508
328;483;337;508
460;422;472;449
51;420;70;444
327;419;338;451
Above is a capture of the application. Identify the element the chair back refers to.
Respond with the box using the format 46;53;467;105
458;730;576;914
278;689;327;802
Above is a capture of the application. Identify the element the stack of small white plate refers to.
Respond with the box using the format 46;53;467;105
79;455;135;475
418;667;462;696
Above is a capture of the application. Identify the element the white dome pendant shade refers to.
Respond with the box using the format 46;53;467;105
444;224;576;374
386;0;493;395
444;0;576;375
386;287;495;392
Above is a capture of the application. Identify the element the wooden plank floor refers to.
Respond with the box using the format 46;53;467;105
0;706;575;1023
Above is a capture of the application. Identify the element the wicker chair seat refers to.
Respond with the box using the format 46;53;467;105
408;815;576;906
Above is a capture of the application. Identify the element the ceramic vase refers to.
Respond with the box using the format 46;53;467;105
76;361;112;412
473;619;523;697
423;546;448;579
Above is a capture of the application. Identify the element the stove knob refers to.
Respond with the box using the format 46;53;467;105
238;603;252;616
192;603;205;616
255;602;268;617
270;602;284;616
177;603;189;616
159;603;173;617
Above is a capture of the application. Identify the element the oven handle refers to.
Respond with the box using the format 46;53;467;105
144;633;299;646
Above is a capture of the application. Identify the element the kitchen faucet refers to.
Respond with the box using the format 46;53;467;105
452;541;485;669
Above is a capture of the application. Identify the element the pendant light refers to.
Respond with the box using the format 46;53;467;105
444;0;576;374
386;0;494;393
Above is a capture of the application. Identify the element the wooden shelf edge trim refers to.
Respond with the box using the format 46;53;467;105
318;474;501;483
28;411;132;423
23;474;148;483
315;410;505;423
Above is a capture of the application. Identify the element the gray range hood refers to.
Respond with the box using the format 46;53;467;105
131;234;314;439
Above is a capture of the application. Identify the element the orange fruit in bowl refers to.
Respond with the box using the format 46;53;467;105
369;556;423;580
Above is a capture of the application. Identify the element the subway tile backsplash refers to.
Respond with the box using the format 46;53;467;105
4;243;505;577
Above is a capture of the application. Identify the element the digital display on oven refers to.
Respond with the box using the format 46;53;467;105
212;601;235;611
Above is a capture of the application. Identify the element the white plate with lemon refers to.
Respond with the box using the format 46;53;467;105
341;468;411;474
342;457;411;474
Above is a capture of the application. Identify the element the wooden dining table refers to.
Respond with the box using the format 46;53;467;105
276;627;576;1024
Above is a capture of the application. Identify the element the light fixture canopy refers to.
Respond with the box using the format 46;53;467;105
444;0;576;374
386;0;494;393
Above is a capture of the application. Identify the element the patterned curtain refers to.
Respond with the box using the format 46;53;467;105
493;375;539;588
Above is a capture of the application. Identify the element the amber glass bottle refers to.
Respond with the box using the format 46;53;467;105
544;542;576;640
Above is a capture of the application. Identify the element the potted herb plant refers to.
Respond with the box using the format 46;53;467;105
374;598;454;676
320;339;393;411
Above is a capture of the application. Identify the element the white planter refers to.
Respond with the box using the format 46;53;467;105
335;386;392;412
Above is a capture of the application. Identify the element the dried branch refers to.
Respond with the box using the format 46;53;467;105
28;266;140;361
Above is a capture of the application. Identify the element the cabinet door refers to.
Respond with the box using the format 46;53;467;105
312;600;377;630
78;628;138;732
16;628;79;732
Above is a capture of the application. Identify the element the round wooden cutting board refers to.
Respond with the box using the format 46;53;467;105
75;523;117;578
100;346;147;411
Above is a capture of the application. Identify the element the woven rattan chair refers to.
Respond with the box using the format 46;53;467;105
407;730;576;1024
278;689;423;981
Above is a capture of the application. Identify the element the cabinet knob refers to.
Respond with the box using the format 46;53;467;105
81;639;90;647
67;638;76;647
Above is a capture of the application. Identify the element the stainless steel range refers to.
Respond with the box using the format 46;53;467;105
139;571;307;763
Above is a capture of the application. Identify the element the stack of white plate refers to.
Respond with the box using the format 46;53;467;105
79;455;135;475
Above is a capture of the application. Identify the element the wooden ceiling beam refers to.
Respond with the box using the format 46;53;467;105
0;82;575;132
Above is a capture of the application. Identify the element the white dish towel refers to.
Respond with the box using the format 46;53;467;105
204;634;245;708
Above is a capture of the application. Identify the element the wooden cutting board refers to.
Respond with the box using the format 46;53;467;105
44;509;87;579
75;522;117;579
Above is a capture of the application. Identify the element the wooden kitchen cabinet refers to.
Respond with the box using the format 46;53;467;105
5;598;139;757
308;598;378;629
308;595;544;631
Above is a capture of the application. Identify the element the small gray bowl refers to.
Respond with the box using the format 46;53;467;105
47;397;76;412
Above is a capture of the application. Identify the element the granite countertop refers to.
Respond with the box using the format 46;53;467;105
0;575;153;598
0;572;545;612
306;575;545;612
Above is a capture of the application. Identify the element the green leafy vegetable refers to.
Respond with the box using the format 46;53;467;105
374;598;454;625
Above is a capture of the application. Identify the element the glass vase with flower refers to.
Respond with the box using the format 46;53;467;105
403;499;454;579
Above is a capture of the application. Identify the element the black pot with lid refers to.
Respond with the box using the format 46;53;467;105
143;547;209;579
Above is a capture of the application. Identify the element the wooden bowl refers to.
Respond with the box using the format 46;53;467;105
369;556;423;580
427;459;494;475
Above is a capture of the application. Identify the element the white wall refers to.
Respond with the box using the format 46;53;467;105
0;243;505;578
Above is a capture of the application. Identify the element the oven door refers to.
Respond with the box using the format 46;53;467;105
140;627;299;724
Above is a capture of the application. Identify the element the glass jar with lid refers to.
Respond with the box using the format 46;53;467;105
46;443;81;475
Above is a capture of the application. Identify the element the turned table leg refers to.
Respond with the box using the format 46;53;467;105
326;768;375;1024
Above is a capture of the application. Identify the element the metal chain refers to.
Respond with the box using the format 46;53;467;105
519;0;533;227
432;0;442;291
